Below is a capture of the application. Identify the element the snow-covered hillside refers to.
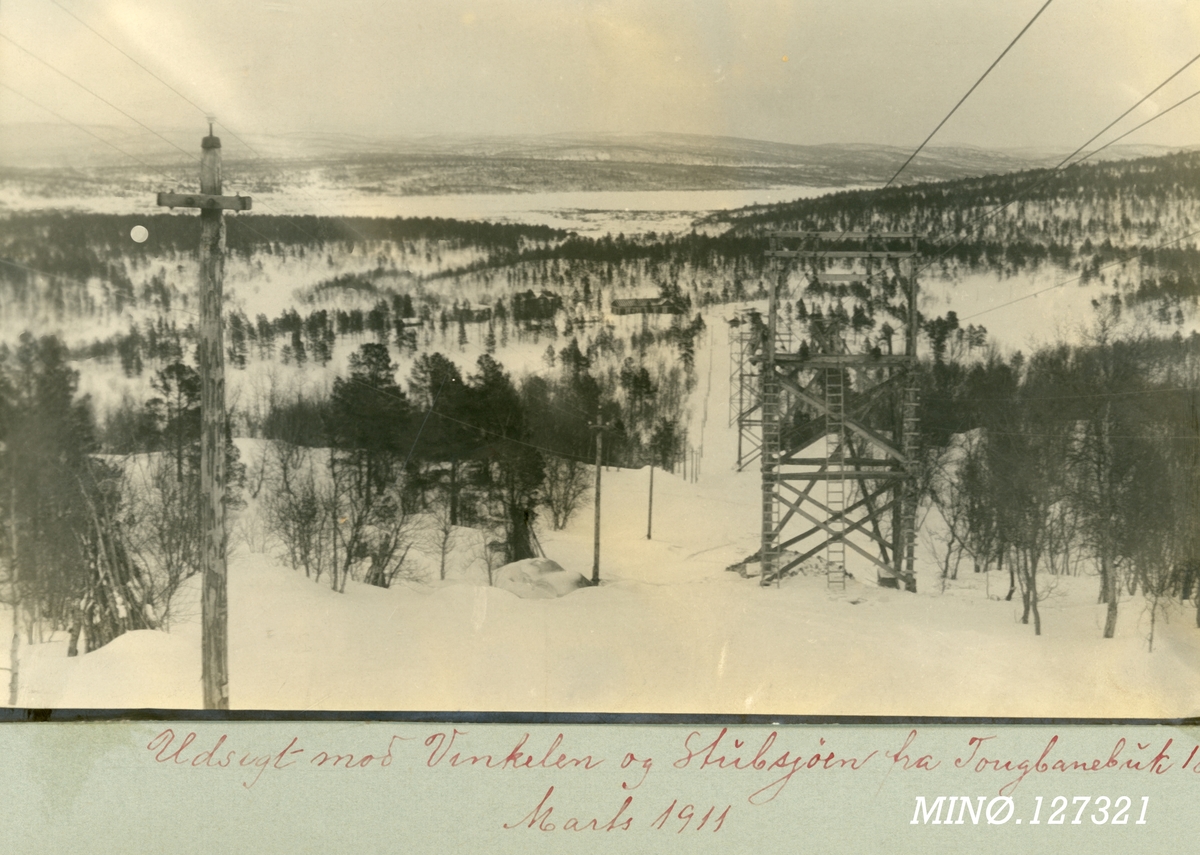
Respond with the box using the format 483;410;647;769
5;154;1199;716
8;326;1200;716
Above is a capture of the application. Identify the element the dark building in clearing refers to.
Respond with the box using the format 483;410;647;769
610;296;677;315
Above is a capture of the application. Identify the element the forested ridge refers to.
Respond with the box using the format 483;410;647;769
4;150;1199;335
714;150;1200;236
711;151;1200;306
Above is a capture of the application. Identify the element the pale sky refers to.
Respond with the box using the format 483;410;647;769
2;0;1199;151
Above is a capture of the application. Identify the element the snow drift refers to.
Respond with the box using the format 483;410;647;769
494;558;590;599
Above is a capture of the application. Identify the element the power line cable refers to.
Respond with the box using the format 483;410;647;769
1073;86;1200;164
0;81;188;182
47;0;799;250
790;3;1055;289
915;53;1200;278
0;87;281;260
24;6;350;245
3;70;317;250
2;82;270;249
883;0;1055;188
1052;49;1200;171
906;109;1200;301
399;375;449;473
957;225;1200;322
0;105;246;297
47;0;211;117
15;9;1190;438
0;30;199;163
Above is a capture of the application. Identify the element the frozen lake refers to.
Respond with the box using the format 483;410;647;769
0;182;862;236
250;183;864;235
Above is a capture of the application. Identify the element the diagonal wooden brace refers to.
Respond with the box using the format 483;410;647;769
777;371;908;463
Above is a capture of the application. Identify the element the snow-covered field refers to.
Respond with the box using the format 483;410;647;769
8;322;1200;716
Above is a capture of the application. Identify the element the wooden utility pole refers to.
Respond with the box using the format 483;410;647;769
7;477;19;707
646;462;654;540
590;421;608;584
156;124;251;710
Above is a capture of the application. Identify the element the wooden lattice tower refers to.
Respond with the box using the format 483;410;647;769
755;230;921;591
728;307;791;471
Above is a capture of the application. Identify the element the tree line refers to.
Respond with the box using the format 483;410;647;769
0;335;155;701
0;327;629;671
916;312;1199;644
252;329;695;590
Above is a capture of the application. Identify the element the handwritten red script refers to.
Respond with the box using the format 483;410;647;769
143;726;1200;827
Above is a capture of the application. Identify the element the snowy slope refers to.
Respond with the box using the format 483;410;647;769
9;325;1200;716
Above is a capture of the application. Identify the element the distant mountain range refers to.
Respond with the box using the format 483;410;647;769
1;123;1195;193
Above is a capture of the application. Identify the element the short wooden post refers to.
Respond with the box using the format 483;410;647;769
590;421;607;584
646;462;654;540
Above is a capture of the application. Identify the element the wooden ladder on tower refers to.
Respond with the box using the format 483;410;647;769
760;370;782;586
825;364;847;588
900;380;920;582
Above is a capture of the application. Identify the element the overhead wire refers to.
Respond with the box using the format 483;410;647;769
1073;86;1200;164
10;5;1194;451
914;50;1200;279
957;224;1200;322
0;83;220;277
0;82;317;271
883;0;1055;188
0;86;277;260
1051;49;1200;171
798;1;1054;301
28;0;358;246
0;85;288;331
46;0;211;118
2;18;547;382
867;55;1200;351
398;374;449;474
0;30;198;164
0;80;188;184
